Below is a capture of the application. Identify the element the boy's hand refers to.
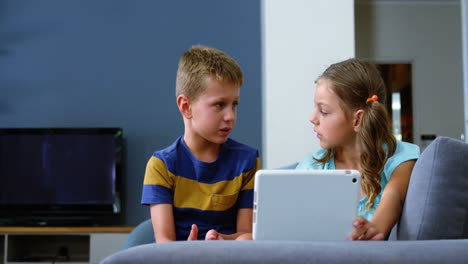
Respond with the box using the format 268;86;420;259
348;216;385;240
205;229;224;240
187;224;198;241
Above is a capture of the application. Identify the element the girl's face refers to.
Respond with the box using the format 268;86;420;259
309;78;357;149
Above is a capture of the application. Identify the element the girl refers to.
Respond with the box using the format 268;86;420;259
296;58;419;240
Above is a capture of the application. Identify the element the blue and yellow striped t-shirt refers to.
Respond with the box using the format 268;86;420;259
141;136;260;240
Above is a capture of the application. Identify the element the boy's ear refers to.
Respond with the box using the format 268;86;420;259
177;95;192;119
353;109;364;132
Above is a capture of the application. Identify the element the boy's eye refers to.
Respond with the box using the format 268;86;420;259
215;102;225;108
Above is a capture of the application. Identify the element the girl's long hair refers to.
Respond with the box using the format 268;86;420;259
316;58;396;211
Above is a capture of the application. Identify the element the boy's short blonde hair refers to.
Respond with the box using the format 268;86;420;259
176;45;243;100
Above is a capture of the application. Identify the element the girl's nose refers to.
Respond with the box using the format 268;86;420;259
309;111;318;125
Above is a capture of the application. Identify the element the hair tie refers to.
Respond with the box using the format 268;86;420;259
366;95;378;104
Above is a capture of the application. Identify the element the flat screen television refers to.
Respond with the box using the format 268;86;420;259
0;128;123;226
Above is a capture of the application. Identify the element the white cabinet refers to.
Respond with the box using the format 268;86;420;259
90;233;130;264
0;227;133;264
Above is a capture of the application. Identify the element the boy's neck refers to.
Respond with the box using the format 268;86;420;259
183;135;221;163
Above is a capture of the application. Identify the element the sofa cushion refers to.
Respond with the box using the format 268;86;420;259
100;240;468;264
277;163;298;169
397;136;468;239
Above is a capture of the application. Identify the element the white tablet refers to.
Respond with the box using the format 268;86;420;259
252;169;361;241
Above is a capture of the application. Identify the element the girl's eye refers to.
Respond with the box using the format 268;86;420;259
320;111;328;116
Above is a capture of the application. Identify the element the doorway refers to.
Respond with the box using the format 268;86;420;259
378;63;414;143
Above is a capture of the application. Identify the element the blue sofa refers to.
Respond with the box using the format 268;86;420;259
101;136;468;263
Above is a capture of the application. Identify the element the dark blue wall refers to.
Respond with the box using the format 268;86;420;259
0;0;261;225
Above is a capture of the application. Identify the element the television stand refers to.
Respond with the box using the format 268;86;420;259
0;215;120;227
0;226;134;263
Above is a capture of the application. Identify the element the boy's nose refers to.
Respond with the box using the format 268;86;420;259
224;108;236;121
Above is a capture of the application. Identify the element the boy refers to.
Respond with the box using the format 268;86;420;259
141;45;260;242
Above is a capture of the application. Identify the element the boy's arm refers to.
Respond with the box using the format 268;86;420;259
236;208;253;232
234;208;253;240
229;208;253;239
150;204;177;242
348;160;416;240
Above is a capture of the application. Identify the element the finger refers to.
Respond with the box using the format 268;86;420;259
370;233;385;241
352;217;367;228
348;226;367;240
355;226;385;241
362;226;385;240
187;224;198;241
205;229;219;240
362;227;379;240
348;224;369;240
348;231;362;240
348;231;366;240
348;217;373;240
206;234;217;240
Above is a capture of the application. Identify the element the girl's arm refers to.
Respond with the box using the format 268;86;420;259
150;204;177;242
349;160;416;240
205;208;253;240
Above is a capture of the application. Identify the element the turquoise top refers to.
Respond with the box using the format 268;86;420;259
296;141;420;220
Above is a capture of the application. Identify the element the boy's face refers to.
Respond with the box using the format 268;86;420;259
187;76;240;145
309;78;356;149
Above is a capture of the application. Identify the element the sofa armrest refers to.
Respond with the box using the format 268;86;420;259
398;136;468;239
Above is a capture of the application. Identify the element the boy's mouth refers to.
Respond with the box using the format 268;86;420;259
219;127;232;135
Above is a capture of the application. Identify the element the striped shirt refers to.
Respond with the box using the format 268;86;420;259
141;136;260;240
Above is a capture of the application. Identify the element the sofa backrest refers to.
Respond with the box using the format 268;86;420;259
397;136;468;239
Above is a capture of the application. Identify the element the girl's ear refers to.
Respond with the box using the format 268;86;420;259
177;95;192;119
353;109;364;132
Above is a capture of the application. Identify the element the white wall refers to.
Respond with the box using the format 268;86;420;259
462;0;468;142
262;0;355;169
355;1;464;146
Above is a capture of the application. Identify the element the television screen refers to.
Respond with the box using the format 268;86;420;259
0;128;123;226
